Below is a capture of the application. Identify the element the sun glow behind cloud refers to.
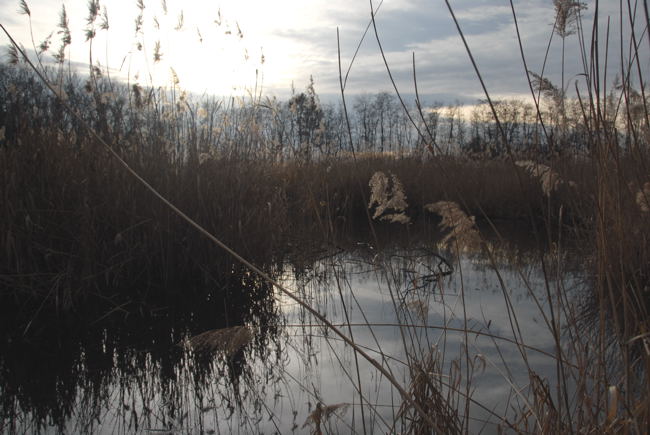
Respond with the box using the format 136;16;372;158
140;2;262;96
2;0;340;97
80;0;268;96
1;0;387;100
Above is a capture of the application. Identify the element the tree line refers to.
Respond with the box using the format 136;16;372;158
1;64;645;161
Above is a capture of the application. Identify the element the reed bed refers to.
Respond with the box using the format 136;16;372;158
0;96;589;314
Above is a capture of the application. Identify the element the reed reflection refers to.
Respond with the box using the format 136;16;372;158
0;263;285;434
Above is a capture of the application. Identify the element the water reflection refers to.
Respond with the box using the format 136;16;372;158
278;244;580;433
0;264;284;433
1;237;583;433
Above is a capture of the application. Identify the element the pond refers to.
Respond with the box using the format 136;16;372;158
0;233;586;434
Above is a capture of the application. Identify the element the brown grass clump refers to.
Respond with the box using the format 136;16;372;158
183;325;253;358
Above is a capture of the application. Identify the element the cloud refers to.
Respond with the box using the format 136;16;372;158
453;4;512;22
319;0;601;104
2;0;647;105
299;0;554;102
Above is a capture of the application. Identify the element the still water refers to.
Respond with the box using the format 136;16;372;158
1;238;583;434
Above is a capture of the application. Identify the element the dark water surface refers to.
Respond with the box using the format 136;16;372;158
1;235;585;434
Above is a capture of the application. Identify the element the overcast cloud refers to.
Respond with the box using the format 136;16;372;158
0;0;647;105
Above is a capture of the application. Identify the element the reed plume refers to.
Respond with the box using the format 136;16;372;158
515;160;572;196
425;201;481;251
636;182;650;213
368;171;411;224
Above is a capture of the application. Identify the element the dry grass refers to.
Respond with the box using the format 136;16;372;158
396;349;462;435
636;181;650;213
302;402;350;434
368;171;411;224
424;201;482;252
183;325;253;358
515;160;574;196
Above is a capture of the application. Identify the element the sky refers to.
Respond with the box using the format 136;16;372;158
0;0;647;105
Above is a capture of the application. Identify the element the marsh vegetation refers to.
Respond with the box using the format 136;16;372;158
1;0;649;433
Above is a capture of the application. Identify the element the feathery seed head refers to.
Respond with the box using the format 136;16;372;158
368;171;411;224
425;201;481;252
